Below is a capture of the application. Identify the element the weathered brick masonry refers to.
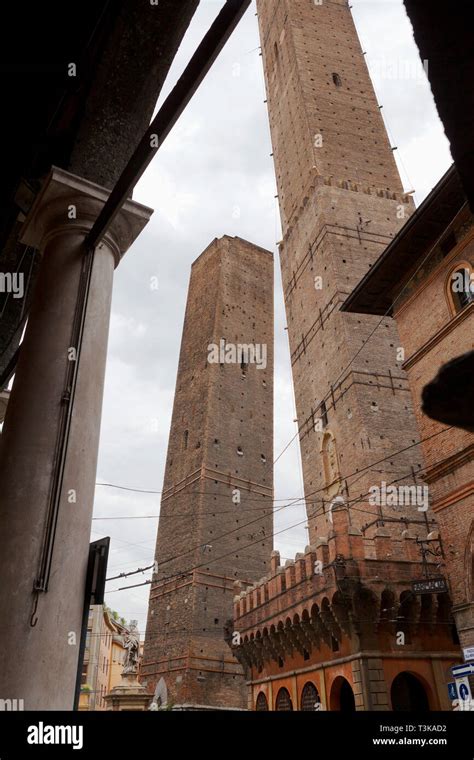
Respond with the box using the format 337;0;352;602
343;165;474;662
256;0;426;542
232;507;459;711
141;236;274;708
396;226;474;634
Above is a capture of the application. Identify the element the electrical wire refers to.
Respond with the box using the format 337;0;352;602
105;446;449;594
95;425;450;525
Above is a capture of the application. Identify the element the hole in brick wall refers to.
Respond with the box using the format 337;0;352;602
237;447;243;456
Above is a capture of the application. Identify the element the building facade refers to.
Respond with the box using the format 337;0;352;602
79;606;129;711
343;164;474;668
227;0;461;710
231;521;459;711
141;235;274;709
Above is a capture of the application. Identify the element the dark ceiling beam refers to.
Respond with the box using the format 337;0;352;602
87;0;252;250
0;0;201;384
67;0;201;189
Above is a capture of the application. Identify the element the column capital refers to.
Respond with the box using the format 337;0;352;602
20;166;153;266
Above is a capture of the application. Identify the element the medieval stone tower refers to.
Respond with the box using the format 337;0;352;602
141;235;274;709
257;0;427;542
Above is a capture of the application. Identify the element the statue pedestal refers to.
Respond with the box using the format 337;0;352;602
105;673;151;712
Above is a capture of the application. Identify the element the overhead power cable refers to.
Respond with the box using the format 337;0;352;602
105;449;449;594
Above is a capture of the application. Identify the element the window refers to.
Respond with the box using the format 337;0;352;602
332;72;342;87
447;264;474;314
256;692;269;711
320;399;328;427
301;682;321;711
275;687;293;711
274;41;280;71
184;430;189;450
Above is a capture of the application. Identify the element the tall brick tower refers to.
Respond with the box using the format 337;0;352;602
226;2;460;714
257;0;425;541
141;235;274;709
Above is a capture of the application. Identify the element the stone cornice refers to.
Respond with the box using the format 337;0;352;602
424;444;474;485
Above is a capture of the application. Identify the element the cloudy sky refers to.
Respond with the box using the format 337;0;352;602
95;0;452;633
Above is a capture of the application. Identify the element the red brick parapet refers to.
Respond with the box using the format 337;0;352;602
228;506;452;674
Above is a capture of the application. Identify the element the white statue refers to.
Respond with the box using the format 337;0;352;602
122;620;140;675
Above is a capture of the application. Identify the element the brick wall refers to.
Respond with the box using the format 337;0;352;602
257;0;426;542
141;236;274;708
394;225;474;628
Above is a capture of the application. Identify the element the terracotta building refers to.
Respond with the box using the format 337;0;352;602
343;164;474;661
79;606;130;711
227;0;461;711
141;236;274;709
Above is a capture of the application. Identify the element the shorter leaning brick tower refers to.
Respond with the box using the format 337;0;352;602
141;235;274;709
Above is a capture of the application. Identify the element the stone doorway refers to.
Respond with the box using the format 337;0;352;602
391;672;430;711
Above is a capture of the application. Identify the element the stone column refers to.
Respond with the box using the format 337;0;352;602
0;167;152;709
